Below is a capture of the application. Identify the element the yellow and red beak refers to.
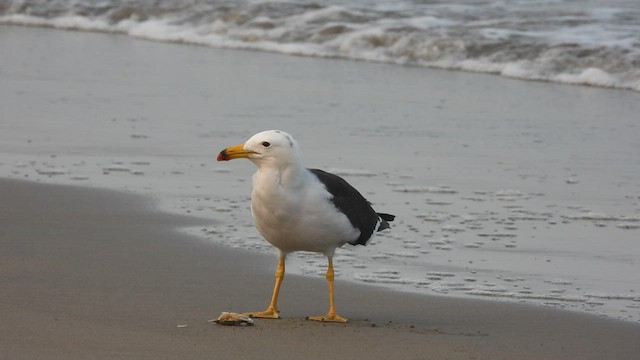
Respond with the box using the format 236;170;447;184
217;143;256;161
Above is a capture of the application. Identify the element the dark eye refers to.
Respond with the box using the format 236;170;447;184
261;141;271;148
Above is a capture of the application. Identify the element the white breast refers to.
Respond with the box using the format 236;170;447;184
250;167;359;257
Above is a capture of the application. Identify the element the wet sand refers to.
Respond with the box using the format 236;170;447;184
2;22;640;359
1;179;640;360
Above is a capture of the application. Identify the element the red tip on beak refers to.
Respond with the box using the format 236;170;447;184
216;143;255;161
217;150;229;161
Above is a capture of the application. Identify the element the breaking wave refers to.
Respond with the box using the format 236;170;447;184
1;0;639;91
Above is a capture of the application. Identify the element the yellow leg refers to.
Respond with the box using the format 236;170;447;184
243;256;284;319
307;258;348;323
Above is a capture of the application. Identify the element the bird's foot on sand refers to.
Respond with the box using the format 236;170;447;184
242;308;280;319
306;313;348;323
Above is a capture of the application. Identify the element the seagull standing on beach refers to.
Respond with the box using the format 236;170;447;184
217;130;394;323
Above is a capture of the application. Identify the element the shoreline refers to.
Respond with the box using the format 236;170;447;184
2;179;640;359
1;24;639;322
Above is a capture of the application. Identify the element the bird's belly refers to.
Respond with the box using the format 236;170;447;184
251;193;358;255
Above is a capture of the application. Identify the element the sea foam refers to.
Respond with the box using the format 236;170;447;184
1;0;639;92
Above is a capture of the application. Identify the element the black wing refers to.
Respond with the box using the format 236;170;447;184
309;168;394;246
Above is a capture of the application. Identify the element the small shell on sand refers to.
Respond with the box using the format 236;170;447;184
213;312;254;326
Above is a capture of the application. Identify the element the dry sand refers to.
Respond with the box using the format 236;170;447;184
2;179;639;360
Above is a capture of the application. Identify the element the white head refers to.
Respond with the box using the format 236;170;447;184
217;130;303;169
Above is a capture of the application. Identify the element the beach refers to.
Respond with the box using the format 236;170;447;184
1;22;640;359
2;179;640;360
2;23;640;321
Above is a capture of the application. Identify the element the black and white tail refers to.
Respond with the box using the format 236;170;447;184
376;213;395;232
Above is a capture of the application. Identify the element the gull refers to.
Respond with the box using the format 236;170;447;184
217;130;394;322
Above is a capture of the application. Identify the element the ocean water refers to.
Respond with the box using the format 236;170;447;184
1;0;639;91
1;13;639;323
